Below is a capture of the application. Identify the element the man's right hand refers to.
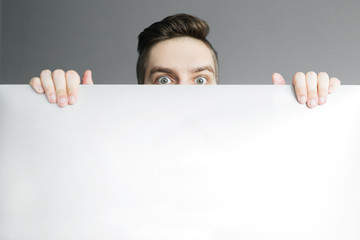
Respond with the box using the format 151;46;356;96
29;69;94;107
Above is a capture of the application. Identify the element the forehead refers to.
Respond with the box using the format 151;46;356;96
146;37;215;71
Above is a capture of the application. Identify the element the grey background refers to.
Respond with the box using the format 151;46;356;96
0;0;359;85
0;1;2;81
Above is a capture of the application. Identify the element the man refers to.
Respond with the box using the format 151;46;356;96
29;14;341;108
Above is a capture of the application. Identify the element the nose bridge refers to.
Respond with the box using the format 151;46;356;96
178;71;192;85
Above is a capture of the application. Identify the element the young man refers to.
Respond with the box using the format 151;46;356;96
29;14;341;108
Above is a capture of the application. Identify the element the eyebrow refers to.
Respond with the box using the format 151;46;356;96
149;67;175;78
149;65;215;78
191;65;215;74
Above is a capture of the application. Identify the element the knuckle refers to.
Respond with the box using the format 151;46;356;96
318;72;329;78
66;70;80;83
66;70;77;76
308;88;317;95
319;86;329;93
66;89;75;96
40;69;51;77
292;72;305;85
306;71;317;77
294;72;305;78
295;86;307;94
330;77;339;85
53;69;65;77
56;89;67;96
331;77;340;82
43;86;54;94
29;77;37;85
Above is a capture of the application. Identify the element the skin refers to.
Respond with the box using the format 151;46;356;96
144;37;217;85
29;36;341;108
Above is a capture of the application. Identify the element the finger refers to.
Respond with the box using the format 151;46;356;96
306;71;318;108
292;72;307;104
66;70;81;105
329;77;341;94
82;70;94;85
40;69;57;103
29;77;44;93
272;72;286;85
52;69;68;107
317;72;329;105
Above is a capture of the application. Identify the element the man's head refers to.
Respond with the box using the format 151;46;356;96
136;14;219;85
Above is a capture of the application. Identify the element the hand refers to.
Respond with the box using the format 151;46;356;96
272;71;341;108
29;69;94;107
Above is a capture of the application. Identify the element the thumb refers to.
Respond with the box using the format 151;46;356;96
272;72;286;85
82;70;94;85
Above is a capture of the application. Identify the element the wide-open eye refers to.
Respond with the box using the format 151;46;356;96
195;76;208;85
156;76;172;85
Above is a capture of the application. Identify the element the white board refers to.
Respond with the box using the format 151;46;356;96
0;85;360;240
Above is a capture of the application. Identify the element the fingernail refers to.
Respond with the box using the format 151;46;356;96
37;86;43;93
58;97;67;104
309;99;316;107
69;96;75;104
319;97;325;105
299;96;306;104
50;94;56;102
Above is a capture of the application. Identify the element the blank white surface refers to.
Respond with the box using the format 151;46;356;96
0;85;360;240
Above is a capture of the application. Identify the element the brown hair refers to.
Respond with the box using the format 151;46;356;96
136;13;219;84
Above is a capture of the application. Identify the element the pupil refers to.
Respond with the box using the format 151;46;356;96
197;78;203;84
161;78;167;84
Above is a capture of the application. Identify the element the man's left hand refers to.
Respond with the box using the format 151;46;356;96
272;72;341;108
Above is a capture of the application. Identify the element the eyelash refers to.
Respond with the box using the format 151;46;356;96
154;75;210;84
154;75;174;84
195;76;209;84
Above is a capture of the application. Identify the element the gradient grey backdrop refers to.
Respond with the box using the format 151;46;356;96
0;0;359;84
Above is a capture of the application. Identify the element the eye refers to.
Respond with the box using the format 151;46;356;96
156;76;172;85
194;76;208;85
